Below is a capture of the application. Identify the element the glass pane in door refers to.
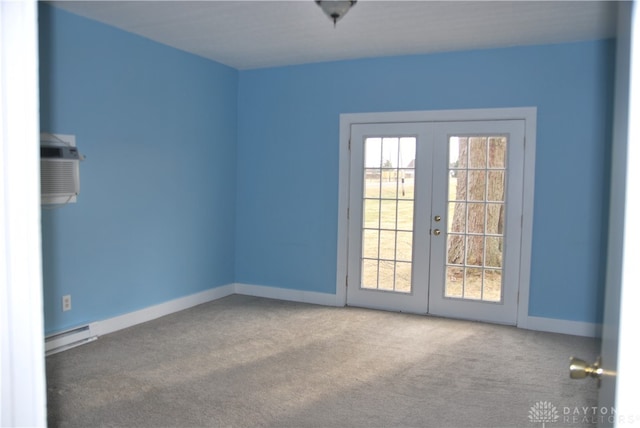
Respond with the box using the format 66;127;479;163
361;137;416;293
445;136;507;302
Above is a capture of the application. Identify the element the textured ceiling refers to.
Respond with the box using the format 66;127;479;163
50;1;619;70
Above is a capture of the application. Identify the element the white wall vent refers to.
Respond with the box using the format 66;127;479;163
40;133;83;205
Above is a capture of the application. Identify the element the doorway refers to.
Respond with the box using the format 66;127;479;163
338;109;536;326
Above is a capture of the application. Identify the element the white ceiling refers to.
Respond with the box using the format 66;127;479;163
49;1;619;70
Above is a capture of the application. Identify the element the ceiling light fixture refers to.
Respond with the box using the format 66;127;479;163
315;0;357;27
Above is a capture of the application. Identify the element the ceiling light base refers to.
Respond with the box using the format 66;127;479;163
315;1;357;27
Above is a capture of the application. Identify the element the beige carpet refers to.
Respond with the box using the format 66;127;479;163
46;295;600;427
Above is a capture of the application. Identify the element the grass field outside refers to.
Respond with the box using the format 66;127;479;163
361;174;502;302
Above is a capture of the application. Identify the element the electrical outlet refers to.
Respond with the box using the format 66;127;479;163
62;295;71;312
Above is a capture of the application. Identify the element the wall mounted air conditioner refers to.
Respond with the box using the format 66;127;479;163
40;133;83;206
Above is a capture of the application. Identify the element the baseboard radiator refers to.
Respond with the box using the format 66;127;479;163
45;324;97;356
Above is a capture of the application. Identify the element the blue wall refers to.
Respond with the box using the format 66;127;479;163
237;40;614;323
39;4;238;334
40;3;614;332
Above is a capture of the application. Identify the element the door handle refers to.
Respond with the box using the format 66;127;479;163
569;356;602;386
433;229;441;236
434;215;441;222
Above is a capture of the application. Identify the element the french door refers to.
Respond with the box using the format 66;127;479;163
346;120;525;325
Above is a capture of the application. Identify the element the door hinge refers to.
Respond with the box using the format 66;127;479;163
347;207;350;220
348;139;351;151
345;275;349;288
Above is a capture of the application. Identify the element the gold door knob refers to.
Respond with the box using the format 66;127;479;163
433;229;441;236
434;215;441;222
569;356;602;385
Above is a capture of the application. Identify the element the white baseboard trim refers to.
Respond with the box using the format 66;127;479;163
234;283;343;307
232;284;602;338
522;316;602;338
49;283;601;357
89;283;338;341
91;284;235;338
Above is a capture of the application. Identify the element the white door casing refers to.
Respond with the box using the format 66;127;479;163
0;0;47;426
336;107;537;327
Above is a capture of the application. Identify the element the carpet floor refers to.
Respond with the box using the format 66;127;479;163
46;295;600;427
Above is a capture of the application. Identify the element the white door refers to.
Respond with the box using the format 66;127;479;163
347;120;525;325
592;2;638;425
347;122;431;314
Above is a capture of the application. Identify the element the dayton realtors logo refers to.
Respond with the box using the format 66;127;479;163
528;401;559;428
528;401;633;426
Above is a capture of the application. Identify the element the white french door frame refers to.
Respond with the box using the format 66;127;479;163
336;107;537;327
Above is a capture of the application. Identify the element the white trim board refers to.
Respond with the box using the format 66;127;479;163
48;282;599;357
523;316;602;338
236;283;600;337
90;284;235;337
48;284;340;342
1;1;47;426
47;283;338;354
234;283;341;307
45;285;237;354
